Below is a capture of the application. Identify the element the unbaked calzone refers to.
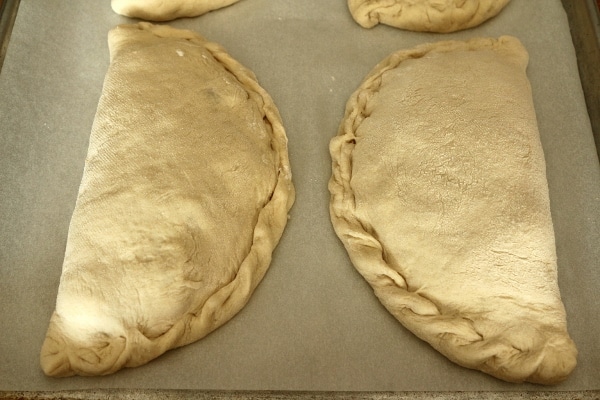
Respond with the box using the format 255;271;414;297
329;36;577;384
111;0;242;21
40;22;294;377
348;0;511;32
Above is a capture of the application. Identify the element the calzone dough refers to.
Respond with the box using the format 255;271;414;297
40;22;294;377
348;0;511;32
111;0;242;21
329;36;577;384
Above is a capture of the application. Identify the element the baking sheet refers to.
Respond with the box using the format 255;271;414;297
1;0;599;393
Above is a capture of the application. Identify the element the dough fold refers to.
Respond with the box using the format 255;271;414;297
347;0;511;32
111;0;242;21
40;22;294;377
329;36;577;384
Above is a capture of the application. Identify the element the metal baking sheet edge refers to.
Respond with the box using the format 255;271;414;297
1;389;600;400
561;0;600;160
0;0;20;73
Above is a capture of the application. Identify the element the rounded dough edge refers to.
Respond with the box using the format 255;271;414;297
111;0;242;21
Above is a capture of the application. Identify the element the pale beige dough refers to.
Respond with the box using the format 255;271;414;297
111;0;242;21
40;22;294;377
348;0;511;32
329;36;577;384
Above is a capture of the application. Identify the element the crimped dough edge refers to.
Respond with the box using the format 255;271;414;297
40;22;294;377
328;36;577;385
347;0;512;32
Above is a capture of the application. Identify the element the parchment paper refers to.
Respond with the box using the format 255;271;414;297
1;0;599;393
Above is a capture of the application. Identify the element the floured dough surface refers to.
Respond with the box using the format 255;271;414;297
111;0;241;21
40;22;294;377
329;36;577;384
348;0;511;32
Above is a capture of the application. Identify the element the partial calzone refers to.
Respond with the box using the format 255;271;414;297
329;36;577;384
111;0;242;21
347;0;511;32
40;22;294;377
